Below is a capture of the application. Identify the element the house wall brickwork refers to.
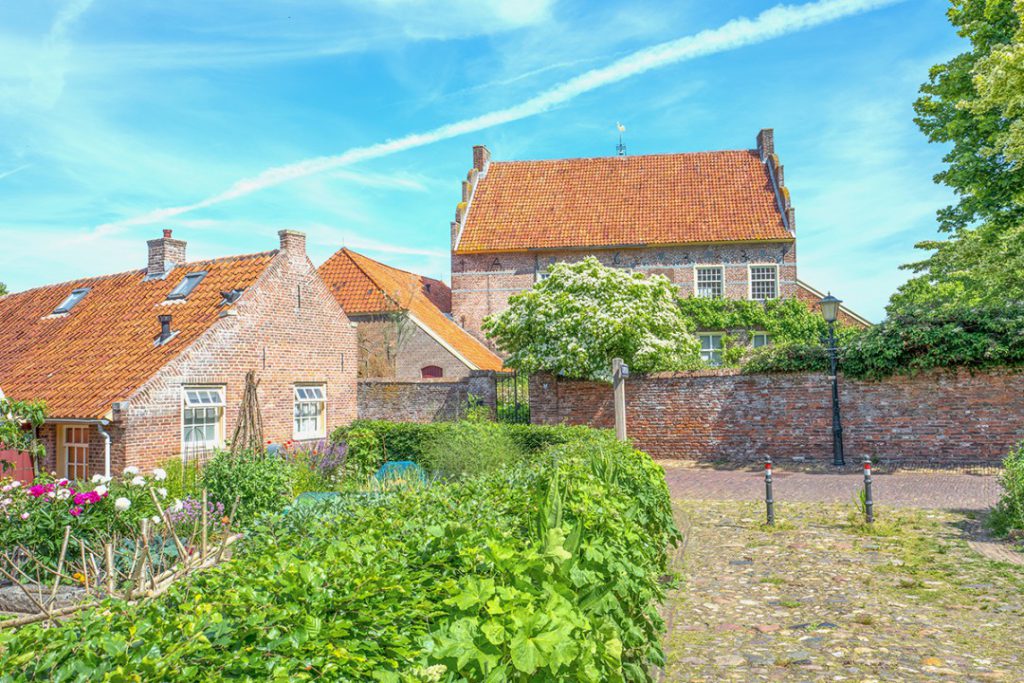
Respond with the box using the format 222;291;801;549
355;314;471;380
530;369;1024;465
358;371;498;422
451;242;797;347
117;232;358;472
36;232;358;478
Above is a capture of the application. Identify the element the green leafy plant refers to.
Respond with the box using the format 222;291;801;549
0;398;47;474
200;450;292;523
420;421;526;479
990;441;1024;538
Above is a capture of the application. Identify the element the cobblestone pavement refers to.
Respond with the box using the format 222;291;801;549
659;500;1024;682
660;462;1001;510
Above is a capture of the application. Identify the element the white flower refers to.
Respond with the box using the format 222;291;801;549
56;488;72;500
46;491;57;499
151;515;162;525
123;466;139;477
91;474;111;485
156;487;168;499
170;499;184;514
114;497;131;512
130;476;146;487
9;481;20;489
152;468;167;481
94;485;108;497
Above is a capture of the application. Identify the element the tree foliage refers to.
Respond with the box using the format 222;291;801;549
0;398;47;472
483;257;702;381
0;281;7;297
896;0;1024;312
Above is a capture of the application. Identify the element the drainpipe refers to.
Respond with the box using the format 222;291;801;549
96;420;112;477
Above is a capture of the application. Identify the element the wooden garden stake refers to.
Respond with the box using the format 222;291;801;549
201;489;209;561
79;539;89;591
105;543;115;593
149;487;187;560
49;525;71;605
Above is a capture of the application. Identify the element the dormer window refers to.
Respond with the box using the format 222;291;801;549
53;288;90;314
167;271;207;300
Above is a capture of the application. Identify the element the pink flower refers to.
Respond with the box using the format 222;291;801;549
20;512;29;520
73;491;102;505
69;506;84;517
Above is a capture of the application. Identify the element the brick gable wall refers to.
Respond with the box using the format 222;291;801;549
355;315;472;380
117;240;357;471
452;242;797;347
530;369;1024;466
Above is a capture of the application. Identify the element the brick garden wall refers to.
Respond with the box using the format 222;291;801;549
358;371;498;423
530;369;1024;465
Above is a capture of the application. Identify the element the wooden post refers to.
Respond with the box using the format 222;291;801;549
104;543;115;594
612;358;627;442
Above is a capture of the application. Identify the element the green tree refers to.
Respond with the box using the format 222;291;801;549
0;281;7;296
483;257;702;381
895;0;1024;313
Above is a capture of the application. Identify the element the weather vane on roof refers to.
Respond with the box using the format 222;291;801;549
616;122;627;156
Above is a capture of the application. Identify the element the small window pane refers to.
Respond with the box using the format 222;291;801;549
695;268;723;299
752;333;770;348
699;334;724;367
167;271;207;300
750;266;778;301
53;288;90;314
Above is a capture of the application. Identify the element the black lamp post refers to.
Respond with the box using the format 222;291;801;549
820;293;845;466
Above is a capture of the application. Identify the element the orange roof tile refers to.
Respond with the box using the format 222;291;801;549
318;249;503;372
0;252;276;418
455;150;793;253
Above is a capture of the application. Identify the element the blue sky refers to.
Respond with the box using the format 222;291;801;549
0;0;964;321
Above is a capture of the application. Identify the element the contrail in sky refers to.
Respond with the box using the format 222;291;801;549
98;0;902;233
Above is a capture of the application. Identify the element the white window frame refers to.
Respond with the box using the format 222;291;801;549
181;385;226;455
63;425;90;481
751;331;771;348
748;264;779;301
693;266;724;299
294;384;327;440
699;333;724;367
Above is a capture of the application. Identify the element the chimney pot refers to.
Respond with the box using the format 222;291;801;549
157;314;173;343
278;229;307;256
472;145;491;172
146;230;187;280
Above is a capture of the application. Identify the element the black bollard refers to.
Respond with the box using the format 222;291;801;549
764;456;775;526
862;456;874;523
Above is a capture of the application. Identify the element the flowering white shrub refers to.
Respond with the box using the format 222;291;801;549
483;257;702;381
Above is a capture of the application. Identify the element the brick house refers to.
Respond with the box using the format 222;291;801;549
0;229;357;478
318;247;503;380
449;129;868;362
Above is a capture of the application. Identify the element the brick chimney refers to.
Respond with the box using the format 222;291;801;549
756;129;774;160
146;229;187;280
278;229;306;255
472;145;491;172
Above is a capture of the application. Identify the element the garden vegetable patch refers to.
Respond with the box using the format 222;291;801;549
0;427;679;682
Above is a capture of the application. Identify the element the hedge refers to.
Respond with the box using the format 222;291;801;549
744;302;1024;380
0;426;679;682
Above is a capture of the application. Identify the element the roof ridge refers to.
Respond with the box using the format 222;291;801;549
2;249;279;299
490;149;758;165
344;247;434;282
340;248;404;310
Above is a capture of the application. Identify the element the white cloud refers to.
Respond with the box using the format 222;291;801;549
0;164;30;181
98;0;903;234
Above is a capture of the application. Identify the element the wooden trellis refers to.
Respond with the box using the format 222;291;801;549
230;369;264;456
0;490;241;629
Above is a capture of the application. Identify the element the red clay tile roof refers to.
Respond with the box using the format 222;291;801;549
318;249;503;372
0;252;276;418
455;150;793;253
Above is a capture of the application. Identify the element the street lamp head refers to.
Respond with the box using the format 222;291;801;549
819;292;842;324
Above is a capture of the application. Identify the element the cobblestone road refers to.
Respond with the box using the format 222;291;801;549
658;501;1024;682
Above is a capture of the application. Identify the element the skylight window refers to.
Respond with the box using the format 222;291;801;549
53;288;90;314
167;271;207;300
